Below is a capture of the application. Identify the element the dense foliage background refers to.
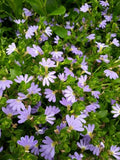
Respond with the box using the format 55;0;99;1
0;0;120;159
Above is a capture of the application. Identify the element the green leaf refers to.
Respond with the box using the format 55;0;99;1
96;110;108;118
52;26;67;38
49;5;66;15
25;0;47;16
6;0;23;18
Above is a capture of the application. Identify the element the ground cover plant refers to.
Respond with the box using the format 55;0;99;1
0;0;120;159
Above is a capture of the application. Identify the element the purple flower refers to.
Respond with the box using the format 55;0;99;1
50;51;63;59
2;105;18;116
91;91;100;99
65;21;74;30
111;103;120;118
83;85;91;92
31;101;41;114
104;69;119;79
77;138;90;151
99;54;110;63
0;79;13;90
17;135;38;152
45;26;52;37
54;36;59;44
69;152;83;160
27;45;43;57
74;8;80;13
70;45;83;56
91;145;100;156
63;86;76;103
7;99;25;112
39;136;55;160
81;56;91;75
14;74;33;84
96;42;108;52
100;1;109;7
25;25;38;39
112;38;119;47
17;105;31;123
76;114;86;125
58;73;67;81
99;20;107;29
104;14;112;22
40;33;48;42
0;146;3;152
43;71;56;86
6;43;16;55
111;33;116;38
109;145;120;159
27;82;41;95
14;19;25;24
45;106;60;125
84;124;95;138
56;122;66;133
78;75;87;88
18;93;27;100
23;8;33;17
64;67;74;77
44;89;56;102
111;99;116;105
31;146;39;155
87;34;95;40
39;58;56;68
80;3;90;12
60;97;73;110
66;115;84;132
85;102;100;113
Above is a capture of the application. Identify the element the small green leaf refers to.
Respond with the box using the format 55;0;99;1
52;26;67;38
49;5;66;15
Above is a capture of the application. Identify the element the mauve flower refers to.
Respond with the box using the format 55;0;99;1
86;102;100;113
25;25;38;39
23;8;33;17
83;85;91;92
2;105;18;116
78;75;87;88
31;146;39;155
45;106;60;125
112;38;119;47
6;99;25;112
74;8;80;13
17;135;38;152
84;124;95;138
65;21;74;30
104;69;119;79
109;145;120;159
56;122;66;133
111;99;116;105
43;71;56;86
91;91;100;99
17;105;31;123
50;51;63;59
6;43;16;55
104;14;112;22
63;86;76;103
99;54;110;63
80;3;90;12
14;19;25;24
58;73;67;81
111;33;116;38
44;89;56;102
76;114;86;125
27;45;43;57
60;97;73;110
77;138;90;151
14;74;33;84
99;20;107;29
70;45;83;56
66;115;84;132
69;152;83;160
27;82;41;95
40;33;48;42
39;58;56;68
54;36;60;44
100;1;109;7
45;26;52;37
0;79;13;90
39;136;55;160
18;93;27;100
111;103;120;118
31;101;41;114
81;56;91;75
64;67;74;77
96;42;108;52
0;146;3;152
87;34;95;40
